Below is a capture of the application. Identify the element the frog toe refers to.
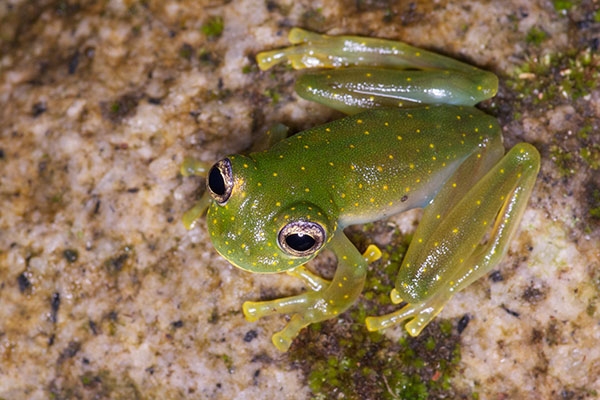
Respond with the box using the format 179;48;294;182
366;293;447;335
242;301;262;322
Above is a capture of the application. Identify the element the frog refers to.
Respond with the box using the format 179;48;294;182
182;28;540;352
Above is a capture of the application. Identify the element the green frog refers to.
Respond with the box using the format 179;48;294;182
182;28;540;351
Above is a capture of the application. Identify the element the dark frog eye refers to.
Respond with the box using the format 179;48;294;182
207;158;233;204
278;221;326;257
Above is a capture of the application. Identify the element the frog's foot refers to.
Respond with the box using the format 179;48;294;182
180;157;211;177
365;290;448;336
242;239;378;351
243;289;349;351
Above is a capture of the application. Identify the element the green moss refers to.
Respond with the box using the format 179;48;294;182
201;16;224;39
264;88;280;104
580;145;600;170
526;27;547;45
508;49;599;106
290;231;465;399
550;145;575;177
219;353;235;373
578;124;593;139
552;0;573;12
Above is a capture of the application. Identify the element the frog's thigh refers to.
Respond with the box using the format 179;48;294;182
243;233;368;351
295;69;494;114
367;143;540;334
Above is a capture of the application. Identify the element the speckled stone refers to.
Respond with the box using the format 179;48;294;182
1;0;599;399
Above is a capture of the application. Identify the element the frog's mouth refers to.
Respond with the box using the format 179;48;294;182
211;242;299;274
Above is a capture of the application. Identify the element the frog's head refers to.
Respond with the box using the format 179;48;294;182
205;156;335;273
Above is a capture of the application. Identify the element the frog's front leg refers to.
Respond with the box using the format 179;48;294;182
243;235;380;351
180;158;213;229
366;143;540;335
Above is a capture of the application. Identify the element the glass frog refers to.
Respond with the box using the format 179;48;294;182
182;28;540;351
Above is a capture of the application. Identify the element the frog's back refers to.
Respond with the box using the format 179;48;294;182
250;105;501;225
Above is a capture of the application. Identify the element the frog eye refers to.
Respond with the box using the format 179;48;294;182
278;221;326;257
207;158;233;204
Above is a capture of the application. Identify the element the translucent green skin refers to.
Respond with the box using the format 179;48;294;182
208;106;499;275
187;29;541;351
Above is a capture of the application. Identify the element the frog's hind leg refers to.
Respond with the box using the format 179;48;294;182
243;237;379;351
256;28;497;114
366;143;540;335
